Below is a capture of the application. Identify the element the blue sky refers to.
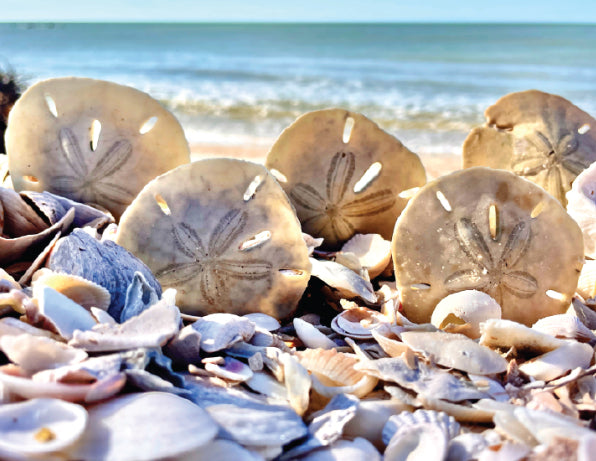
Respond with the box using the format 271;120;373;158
2;0;595;23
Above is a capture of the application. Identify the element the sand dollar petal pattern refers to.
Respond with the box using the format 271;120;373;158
5;77;190;219
116;159;311;318
266;109;426;249
463;90;596;207
392;167;584;326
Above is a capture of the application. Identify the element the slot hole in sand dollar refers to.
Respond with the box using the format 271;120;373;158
546;289;567;302
354;162;382;194
579;124;591;135
154;193;171;216
411;283;431;291
239;230;271;251
435;190;452;212
399;187;420;200
44;94;58;117
90;120;101;152
343;116;355;143
23;175;39;184
279;269;306;277
269;168;288;183
489;204;500;241
244;175;263;201
139;116;158;134
531;201;545;219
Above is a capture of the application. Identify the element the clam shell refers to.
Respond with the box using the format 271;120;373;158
294;317;336;349
532;314;596;342
296;348;378;399
244;312;281;331
265;109;426;249
518;340;594;381
6;77;190;219
341;233;392;279
430;290;501;339
69;392;217;461
310;258;377;304
331;306;389;339
392;167;584;326
204;357;254;382
193;313;255;353
0;398;88;458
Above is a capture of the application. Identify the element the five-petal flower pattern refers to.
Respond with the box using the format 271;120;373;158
52;127;134;206
444;218;538;305
289;151;395;246
156;209;272;306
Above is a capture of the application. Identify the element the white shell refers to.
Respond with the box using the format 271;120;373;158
479;318;565;355
0;398;88;458
175;439;262;461
280;351;312;416
299;437;382;461
518;340;594;381
532;314;596;342
193;313;255;353
576;259;596;301
204;357;254;382
69;392;217;461
566;161;596;258
331;306;389;339
310;258;377;304
243;312;281;331
294;317;336;349
370;324;411;357
382;409;460;446
430;290;501;339
341;233;392;279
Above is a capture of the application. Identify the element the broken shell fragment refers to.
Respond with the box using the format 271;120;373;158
392;167;584;325
293;317;336;349
479;318;565;355
518;341;594;381
116;159;311;318
5;77;190;219
193;313;255;353
462;90;596;207
431;290;501;339
310;258;377;304
265;109;426;249
204;357;254;382
340;233;392;279
567;163;596;258
576;259;596;302
331;306;389;339
532;314;596;342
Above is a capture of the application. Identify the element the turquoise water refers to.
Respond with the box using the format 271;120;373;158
1;22;595;154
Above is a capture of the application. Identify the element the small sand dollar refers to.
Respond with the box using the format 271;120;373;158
463;90;596;207
116;159;311;318
265;109;426;249
392;167;584;326
6;77;190;219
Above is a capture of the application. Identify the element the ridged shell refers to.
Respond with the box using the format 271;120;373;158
382;410;460;446
331;306;389;339
532;314;596;342
296;348;378;399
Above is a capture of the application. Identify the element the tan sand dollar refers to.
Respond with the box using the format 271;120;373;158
463;90;596;207
116;159;311;318
265;109;426;249
5;77;190;219
392;167;584;326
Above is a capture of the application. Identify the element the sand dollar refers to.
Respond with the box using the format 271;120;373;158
116;159;311;318
265;109;426;249
463;90;596;207
5;77;190;219
392;167;584;326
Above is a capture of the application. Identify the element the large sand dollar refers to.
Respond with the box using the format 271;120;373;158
266;109;426;249
463;90;596;207
116;159;311;318
5;77;190;219
392;167;584;326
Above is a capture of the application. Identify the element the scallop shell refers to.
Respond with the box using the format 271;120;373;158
0;398;88;459
296;348;378;399
341;233;392;279
32;269;111;311
382;410;460;446
5;77;190;219
430;290;501;339
532;314;596;342
392;167;584;326
463;90;596;207
265;109;426;249
331;306;389;339
116;158;310;318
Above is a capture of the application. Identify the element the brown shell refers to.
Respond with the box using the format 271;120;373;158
392;167;584;326
265;109;426;249
116;159;311;318
5;77;190;219
463;90;596;207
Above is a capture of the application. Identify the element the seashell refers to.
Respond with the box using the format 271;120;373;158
68;290;180;352
193;313;255;353
68;392;217;461
0;316;59;340
479;318;565;355
382;410;460;447
6;77;190;220
176;439;262;461
0;398;88;459
204;357;254;382
0;334;87;373
120;271;159;322
296;348;378;400
467;374;509;402
28;286;97;340
163;324;202;366
303;232;324;256
265;109;426;249
116;158;310;318
245;371;289;402
576;259;596;301
17;229;64;287
447;432;493;461
568;163;596;258
400;330;508;375
0;186;48;237
91;307;117;325
371;324;411;357
295;437;382;461
420;396;496;424
331;306;389;339
294;317;336;349
430;290;501;339
310;258;377;304
206;403;308;448
532;314;596;342
279;352;311;416
392;167;584;326
568;297;596;330
463;90;596;207
32;353;123;385
244;312;281;331
475;442;530;461
47;228;162;320
518;340;594;381
341;233;392;279
0;364;126;402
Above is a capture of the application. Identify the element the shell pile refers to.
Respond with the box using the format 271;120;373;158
0;79;595;459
